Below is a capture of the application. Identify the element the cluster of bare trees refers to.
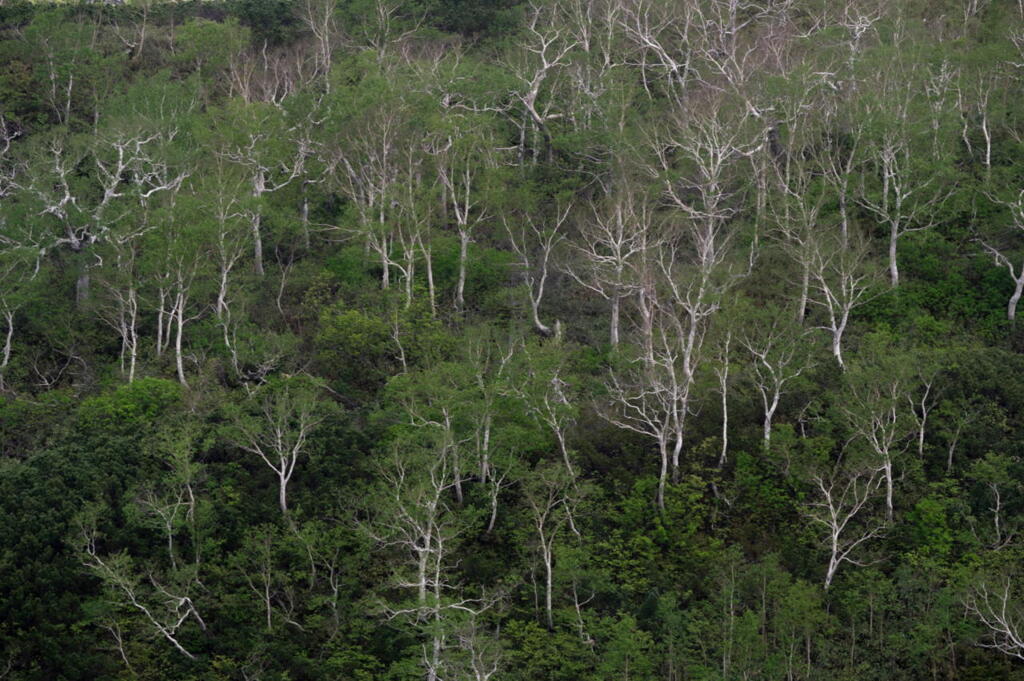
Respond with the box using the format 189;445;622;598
6;1;1024;671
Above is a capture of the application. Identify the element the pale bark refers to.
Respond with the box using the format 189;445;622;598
806;467;884;589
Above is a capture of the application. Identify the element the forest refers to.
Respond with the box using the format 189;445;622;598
3;0;1024;679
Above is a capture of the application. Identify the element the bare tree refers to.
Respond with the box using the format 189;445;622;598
365;434;500;681
855;59;954;288
80;537;206;660
23;128;188;303
767;79;833;321
0;253;30;391
220;106;307;277
505;202;572;337
455;616;503;681
978;190;1024;321
805;457;885;589
740;309;812;448
964;576;1024;660
429;121;497;314
968;453;1023;550
328;102;413;291
230;378;325;515
618;0;699;102
605;102;759;500
806;232;878;369
842;369;912;522
857;129;950;288
522;461;582;630
508;341;579;478
604;324;688;511
297;0;339;88
344;0;422;64
564;179;654;347
506;2;578;163
147;216;204;388
96;241;143;383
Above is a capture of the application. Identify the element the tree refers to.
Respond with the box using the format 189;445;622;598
565;178;655;347
521;460;583;630
507;340;580;478
964;573;1024;660
506;2;578;163
505;200;573;338
0;248;33;391
978;188;1024;321
216;101;308;277
228;377;327;515
143;197;208;388
968;453;1023;549
297;0;340;87
805;231;878;368
365;419;500;681
76;424;207;663
842;361;914;522
856;58;954;288
428;111;501;315
18;124;189;305
803;451;885;589
740;307;813;449
326;87;419;291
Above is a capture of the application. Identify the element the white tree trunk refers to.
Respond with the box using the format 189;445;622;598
1008;275;1024;321
174;294;188;388
888;224;900;288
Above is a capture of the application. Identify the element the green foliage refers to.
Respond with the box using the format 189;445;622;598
2;2;1024;679
77;378;182;429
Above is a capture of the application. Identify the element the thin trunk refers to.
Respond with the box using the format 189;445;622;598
657;438;668;511
889;224;899;288
832;326;846;369
421;240;436;317
947;419;963;473
719;373;729;467
797;263;809;323
916;401;928;459
825;544;838;589
456;230;469;312
531;299;552;336
718;331;731;468
671;430;684;482
838;189;849;247
156;288;166;358
480;416;491;482
0;307;12;390
610;295;620;346
556;430;574;478
1008;275;1024;321
174;294;188;388
991;483;1003;546
487;484;500;534
301;186;311;250
126;288;138;383
403;248;414;309
544;546;554;630
417;548;429;604
252;213;265;276
883;459;893;522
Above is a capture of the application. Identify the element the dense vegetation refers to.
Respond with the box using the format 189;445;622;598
3;0;1024;679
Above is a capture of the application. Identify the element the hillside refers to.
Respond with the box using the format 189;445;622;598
2;1;1024;679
